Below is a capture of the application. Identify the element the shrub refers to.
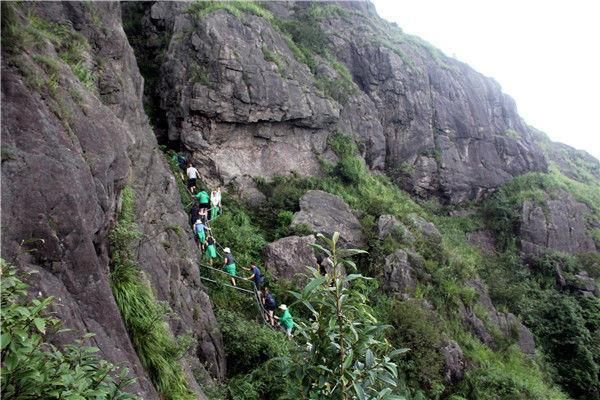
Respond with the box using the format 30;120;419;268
0;260;137;399
285;233;408;399
216;309;290;376
388;300;446;396
210;196;267;267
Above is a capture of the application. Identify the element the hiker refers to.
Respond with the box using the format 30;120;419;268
275;304;294;338
195;189;210;213
223;247;237;286
198;206;208;224
205;234;217;265
210;187;222;220
175;153;187;170
193;218;206;251
189;201;200;229
247;262;264;291
186;163;200;193
262;287;277;326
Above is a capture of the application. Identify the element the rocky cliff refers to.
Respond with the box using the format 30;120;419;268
1;2;223;398
125;1;547;204
2;1;599;399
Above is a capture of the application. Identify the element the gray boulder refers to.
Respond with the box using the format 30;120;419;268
263;235;317;282
570;272;600;297
440;340;466;384
406;213;442;243
462;279;535;354
292;190;365;248
377;214;415;244
382;250;417;296
520;190;596;256
467;230;497;254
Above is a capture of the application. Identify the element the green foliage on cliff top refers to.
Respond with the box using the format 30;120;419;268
0;260;137;399
110;186;196;400
187;1;273;22
482;168;600;250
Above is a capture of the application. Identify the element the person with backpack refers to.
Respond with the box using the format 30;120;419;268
193;218;206;251
275;304;294;338
195;189;210;213
262;287;277;326
223;247;237;286
186;163;200;193
205;234;217;265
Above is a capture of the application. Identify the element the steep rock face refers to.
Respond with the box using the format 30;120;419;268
461;279;535;354
263;235;317;282
131;1;546;203
156;5;340;190
520;190;597;255
1;2;224;397
292;190;365;247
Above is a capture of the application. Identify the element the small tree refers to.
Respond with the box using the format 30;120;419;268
286;233;408;400
0;260;137;399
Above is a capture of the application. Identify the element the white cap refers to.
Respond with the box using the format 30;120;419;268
279;304;287;310
223;247;231;253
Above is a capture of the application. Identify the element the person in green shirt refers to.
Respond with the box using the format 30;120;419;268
223;247;237;286
276;304;294;338
195;190;210;212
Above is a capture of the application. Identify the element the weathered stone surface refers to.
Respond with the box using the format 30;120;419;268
407;213;442;243
520;190;597;255
467;230;497;254
440;340;465;384
463;279;535;354
569;272;600;297
1;3;223;397
382;250;416;296
263;235;317;282
132;1;548;204
324;6;547;203
377;214;414;244
292;190;365;247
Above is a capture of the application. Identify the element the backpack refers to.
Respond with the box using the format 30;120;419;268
265;293;277;309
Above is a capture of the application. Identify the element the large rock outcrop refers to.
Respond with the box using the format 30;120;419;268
292;190;365;247
520;190;597;256
460;279;535;354
1;2;224;398
263;235;317;282
127;1;547;203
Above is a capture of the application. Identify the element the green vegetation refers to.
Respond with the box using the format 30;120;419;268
109;187;196;399
261;46;284;74
285;233;407;399
480;250;600;399
501;129;521;139
482;168;600;250
190;63;212;87
187;1;273;22
0;260;137;399
164;149;195;213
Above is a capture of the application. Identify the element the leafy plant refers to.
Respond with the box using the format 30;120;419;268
0;260;137;399
285;232;408;400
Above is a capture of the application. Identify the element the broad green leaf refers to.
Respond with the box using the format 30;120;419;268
33;317;46;334
0;333;12;350
353;382;366;400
